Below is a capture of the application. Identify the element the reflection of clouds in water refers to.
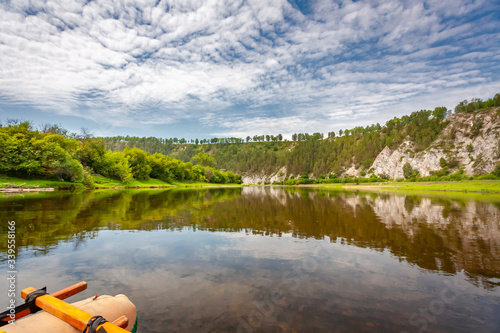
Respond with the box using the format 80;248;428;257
84;231;492;332
1;220;497;332
2;189;500;332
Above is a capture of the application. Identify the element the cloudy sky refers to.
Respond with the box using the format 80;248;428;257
0;0;499;139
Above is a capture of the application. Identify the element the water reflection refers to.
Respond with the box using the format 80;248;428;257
1;188;500;332
1;188;500;283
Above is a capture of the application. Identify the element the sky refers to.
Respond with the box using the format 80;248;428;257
0;0;499;140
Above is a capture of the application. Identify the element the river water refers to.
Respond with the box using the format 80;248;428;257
1;187;500;332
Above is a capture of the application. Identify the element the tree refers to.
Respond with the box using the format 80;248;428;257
432;107;448;120
403;162;413;179
192;152;215;167
76;138;106;172
123;147;151;180
439;157;447;168
454;100;468;113
493;161;500;177
101;151;132;182
494;93;500;107
149;153;173;181
40;123;68;136
32;134;84;182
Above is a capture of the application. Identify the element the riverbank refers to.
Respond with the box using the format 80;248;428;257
3;174;499;195
0;175;242;191
310;180;500;194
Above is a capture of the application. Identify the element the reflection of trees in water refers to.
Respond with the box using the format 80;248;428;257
0;189;241;258
1;188;499;286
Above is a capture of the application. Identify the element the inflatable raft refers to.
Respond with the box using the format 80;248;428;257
0;282;137;333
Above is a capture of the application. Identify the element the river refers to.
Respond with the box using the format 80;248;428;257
1;187;500;332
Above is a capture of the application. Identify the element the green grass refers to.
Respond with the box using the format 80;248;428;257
0;174;242;191
93;175;241;188
313;180;500;194
0;174;242;190
0;175;86;190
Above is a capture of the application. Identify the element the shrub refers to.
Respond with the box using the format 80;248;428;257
101;151;133;182
403;162;413;179
493;161;500;177
123;147;152;180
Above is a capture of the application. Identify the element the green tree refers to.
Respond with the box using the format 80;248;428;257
123;147;152;180
149;153;174;182
100;151;133;182
493;161;500;177
403;162;413;179
192;152;215;167
432;107;448;120
32;134;84;182
76;138;107;172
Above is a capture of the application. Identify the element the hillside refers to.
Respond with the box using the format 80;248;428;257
369;108;500;179
102;97;500;184
0;122;242;188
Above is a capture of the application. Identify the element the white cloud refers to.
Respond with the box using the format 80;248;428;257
0;0;499;134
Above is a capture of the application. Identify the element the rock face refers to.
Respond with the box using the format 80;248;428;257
242;166;288;185
368;108;500;179
241;108;500;184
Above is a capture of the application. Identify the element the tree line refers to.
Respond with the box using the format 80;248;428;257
100;92;499;179
0;121;241;186
101;106;450;176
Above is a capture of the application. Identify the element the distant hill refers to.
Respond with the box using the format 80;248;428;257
102;95;500;184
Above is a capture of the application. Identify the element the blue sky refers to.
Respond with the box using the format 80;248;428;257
0;0;499;140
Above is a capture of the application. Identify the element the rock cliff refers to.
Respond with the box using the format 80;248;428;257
242;107;500;184
368;107;500;179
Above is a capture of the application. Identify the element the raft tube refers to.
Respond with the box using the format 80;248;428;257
4;294;137;333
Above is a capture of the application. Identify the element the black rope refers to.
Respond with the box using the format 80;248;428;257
25;287;48;314
0;287;47;327
82;315;108;333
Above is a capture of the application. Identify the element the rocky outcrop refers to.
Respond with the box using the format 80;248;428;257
241;108;500;183
365;108;500;179
242;166;289;185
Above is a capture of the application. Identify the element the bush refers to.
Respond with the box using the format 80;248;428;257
470;119;483;138
82;169;95;188
476;174;497;180
403;162;413;179
123;147;152;180
101;151;133;182
149;153;174;182
493;161;500;177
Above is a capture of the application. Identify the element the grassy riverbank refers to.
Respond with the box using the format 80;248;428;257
312;180;500;194
0;175;241;190
93;175;241;188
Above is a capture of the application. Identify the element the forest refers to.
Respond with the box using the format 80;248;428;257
0;122;241;187
2;93;499;186
101;94;500;180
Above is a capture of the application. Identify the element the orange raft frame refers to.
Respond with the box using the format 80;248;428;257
1;282;132;333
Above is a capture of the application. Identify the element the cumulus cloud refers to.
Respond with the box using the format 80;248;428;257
0;0;499;135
